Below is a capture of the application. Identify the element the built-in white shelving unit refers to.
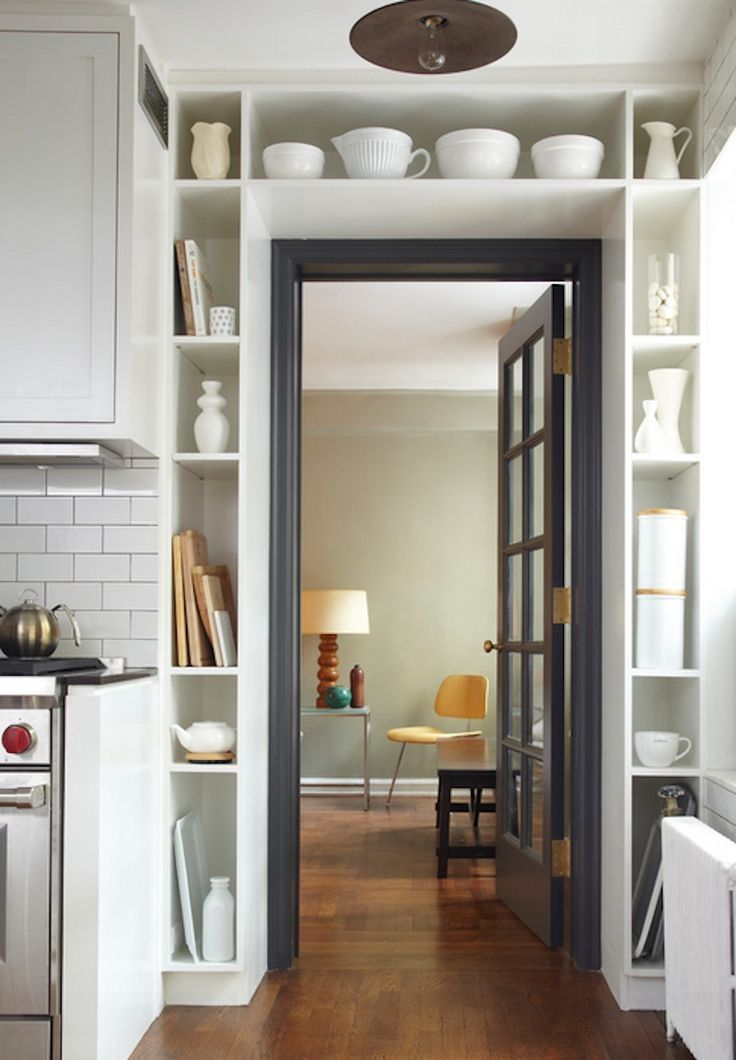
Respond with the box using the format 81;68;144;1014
160;75;708;1009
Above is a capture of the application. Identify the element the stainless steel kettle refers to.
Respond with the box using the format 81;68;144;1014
0;588;81;657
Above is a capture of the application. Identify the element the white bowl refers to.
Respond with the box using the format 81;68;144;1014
531;135;604;179
263;142;325;179
435;128;520;178
332;127;430;180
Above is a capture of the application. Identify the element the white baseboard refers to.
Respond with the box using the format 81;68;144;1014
301;776;439;797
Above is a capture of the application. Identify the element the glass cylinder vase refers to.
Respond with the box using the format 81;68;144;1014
647;252;679;335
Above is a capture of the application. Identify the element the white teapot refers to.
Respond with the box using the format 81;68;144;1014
171;721;236;754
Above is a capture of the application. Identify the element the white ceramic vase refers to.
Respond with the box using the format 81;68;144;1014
191;122;232;180
634;399;667;454
642;121;692;179
194;380;230;453
202;876;235;962
647;368;689;453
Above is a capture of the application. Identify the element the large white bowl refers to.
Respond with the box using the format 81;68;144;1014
263;142;325;179
531;134;604;179
435;128;520;178
332;127;430;180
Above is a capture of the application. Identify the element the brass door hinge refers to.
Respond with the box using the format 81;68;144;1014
552;586;572;624
552;837;571;878
553;337;572;376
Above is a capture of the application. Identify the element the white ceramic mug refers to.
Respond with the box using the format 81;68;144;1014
634;730;691;768
209;306;237;335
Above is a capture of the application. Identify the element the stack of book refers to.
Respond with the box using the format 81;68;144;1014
175;239;214;337
172;530;237;667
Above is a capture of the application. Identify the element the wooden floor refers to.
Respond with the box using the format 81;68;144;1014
133;797;692;1059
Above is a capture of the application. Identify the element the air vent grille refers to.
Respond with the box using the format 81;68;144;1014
138;45;168;149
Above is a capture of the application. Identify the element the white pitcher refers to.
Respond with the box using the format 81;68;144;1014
191;122;232;180
642;121;692;179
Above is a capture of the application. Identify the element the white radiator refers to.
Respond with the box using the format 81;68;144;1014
662;817;736;1059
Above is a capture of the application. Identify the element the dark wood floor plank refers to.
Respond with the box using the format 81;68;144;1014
132;797;693;1058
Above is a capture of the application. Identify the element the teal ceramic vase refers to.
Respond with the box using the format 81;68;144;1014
324;685;351;709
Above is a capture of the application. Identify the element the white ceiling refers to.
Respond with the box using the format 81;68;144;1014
122;0;728;74
302;280;550;390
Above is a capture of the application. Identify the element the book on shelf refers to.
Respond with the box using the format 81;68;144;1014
184;239;214;337
174;240;196;336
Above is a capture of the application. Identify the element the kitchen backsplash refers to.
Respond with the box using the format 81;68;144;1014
0;462;159;668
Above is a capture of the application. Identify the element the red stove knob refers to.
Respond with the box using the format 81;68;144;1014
2;724;36;754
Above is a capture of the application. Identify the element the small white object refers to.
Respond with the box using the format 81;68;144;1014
213;610;237;667
635;591;685;669
262;141;325;179
171;721;236;753
634;730;691;768
642;121;692;179
194;379;230;453
202;877;235;962
637;508;687;590
634;399;667;454
190;122;231;180
530;134;604;179
209;306;236;335
331;127;431;180
648;368;689;452
434;128;520;178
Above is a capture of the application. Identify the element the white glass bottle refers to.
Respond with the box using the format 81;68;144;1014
202;876;235;962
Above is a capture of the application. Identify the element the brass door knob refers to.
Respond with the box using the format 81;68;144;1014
483;639;505;653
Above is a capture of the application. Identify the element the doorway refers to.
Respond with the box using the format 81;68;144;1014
269;239;602;972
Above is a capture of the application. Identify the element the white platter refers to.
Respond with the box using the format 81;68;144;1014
173;811;209;962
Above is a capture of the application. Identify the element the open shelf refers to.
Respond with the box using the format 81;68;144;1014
632;454;699;480
170;763;238;774
165;950;243;973
632;668;699;678
174;453;239;480
175;337;240;375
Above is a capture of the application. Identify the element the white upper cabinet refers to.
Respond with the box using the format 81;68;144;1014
0;31;118;424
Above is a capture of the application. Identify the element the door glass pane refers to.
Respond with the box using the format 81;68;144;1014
505;652;522;741
530;548;544;643
504;748;522;841
507;455;523;544
529;442;544;539
506;355;523;450
529;334;545;434
529;654;544;748
506;554;522;641
530;759;544;858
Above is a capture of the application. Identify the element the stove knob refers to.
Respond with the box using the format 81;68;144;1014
2;724;37;754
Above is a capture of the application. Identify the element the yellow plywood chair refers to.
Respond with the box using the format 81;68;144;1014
385;674;489;807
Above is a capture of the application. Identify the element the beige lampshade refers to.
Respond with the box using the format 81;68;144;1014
301;590;370;635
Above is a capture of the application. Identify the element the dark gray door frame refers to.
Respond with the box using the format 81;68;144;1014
269;239;602;972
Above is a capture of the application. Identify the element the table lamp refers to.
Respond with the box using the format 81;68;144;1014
301;589;370;708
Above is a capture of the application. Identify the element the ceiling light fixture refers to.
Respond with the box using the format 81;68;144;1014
349;0;517;75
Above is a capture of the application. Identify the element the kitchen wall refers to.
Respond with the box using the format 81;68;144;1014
300;391;497;783
705;6;736;171
0;461;159;668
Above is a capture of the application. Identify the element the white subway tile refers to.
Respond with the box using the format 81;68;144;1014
75;497;130;525
131;611;158;639
0;556;16;580
130;497;158;524
47;583;102;610
47;467;102;496
18;554;73;582
102;639;158;668
0;468;46;495
57;638;103;658
0;498;15;524
75;610;130;639
0;582;45;606
104;525;157;554
103;582;157;610
104;468;158;496
47;525;102;553
18;497;74;525
74;554;130;581
131;554;158;581
0;525;45;552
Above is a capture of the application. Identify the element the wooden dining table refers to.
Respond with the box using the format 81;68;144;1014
436;737;496;878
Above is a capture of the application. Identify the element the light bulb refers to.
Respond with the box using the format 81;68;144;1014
418;15;447;72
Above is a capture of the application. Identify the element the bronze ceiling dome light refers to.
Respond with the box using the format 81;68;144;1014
349;0;518;75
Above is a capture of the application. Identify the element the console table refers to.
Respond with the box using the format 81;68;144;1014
300;706;371;810
436;737;496;877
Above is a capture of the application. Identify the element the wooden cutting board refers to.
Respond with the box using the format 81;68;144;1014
202;574;225;666
172;533;189;667
192;564;237;642
179;529;214;667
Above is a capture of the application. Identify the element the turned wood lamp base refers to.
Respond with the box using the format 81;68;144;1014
316;632;339;708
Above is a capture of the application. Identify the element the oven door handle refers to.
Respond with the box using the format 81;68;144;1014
0;784;47;809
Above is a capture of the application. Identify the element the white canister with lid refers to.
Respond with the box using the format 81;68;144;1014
636;508;687;591
635;589;686;670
